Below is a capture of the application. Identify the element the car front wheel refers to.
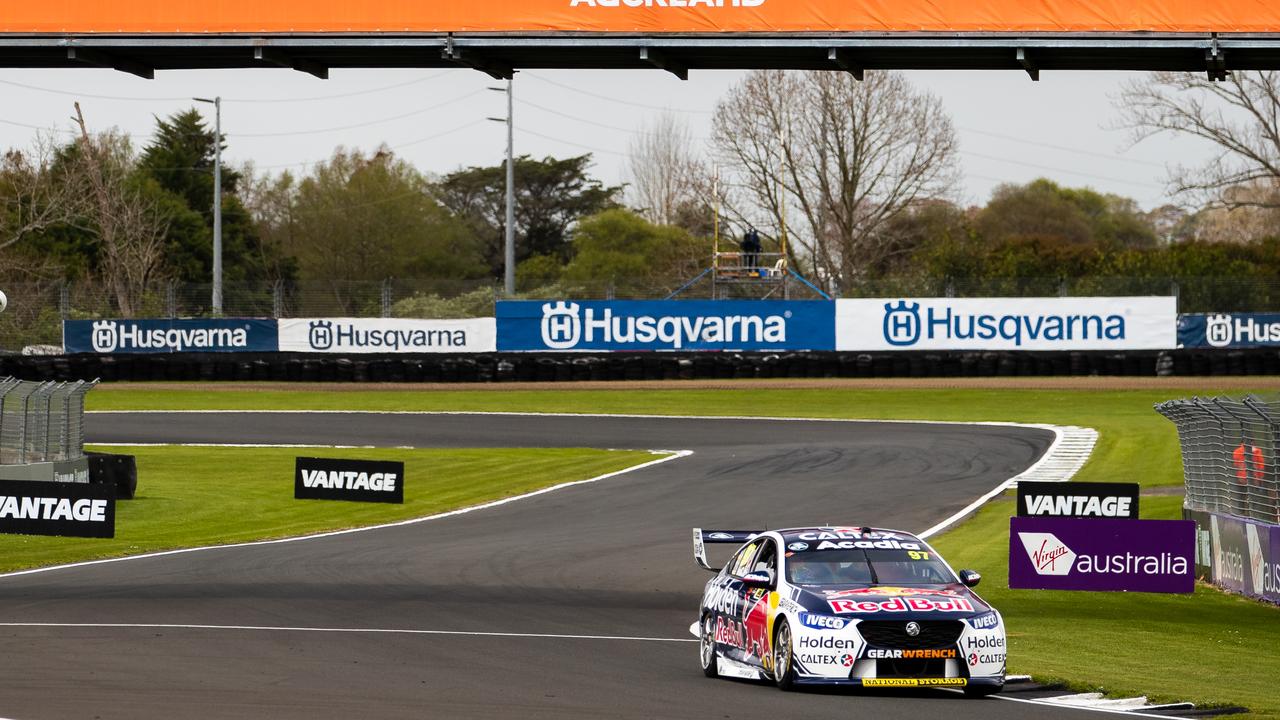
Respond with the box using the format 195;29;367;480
772;619;796;690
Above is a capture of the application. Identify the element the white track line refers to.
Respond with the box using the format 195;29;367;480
994;695;1187;719
0;449;692;581
0;623;695;644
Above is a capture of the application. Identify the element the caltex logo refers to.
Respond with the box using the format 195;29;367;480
91;320;118;353
1206;314;1233;348
883;301;921;347
541;302;582;350
1018;532;1077;576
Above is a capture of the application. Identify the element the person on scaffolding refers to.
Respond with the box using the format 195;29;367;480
740;226;762;270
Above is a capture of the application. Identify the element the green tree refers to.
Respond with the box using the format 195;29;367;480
975;178;1157;249
138;109;295;292
561;209;706;296
284;147;486;312
434;154;621;279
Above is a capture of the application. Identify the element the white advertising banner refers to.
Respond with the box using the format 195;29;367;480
279;318;496;354
836;297;1177;351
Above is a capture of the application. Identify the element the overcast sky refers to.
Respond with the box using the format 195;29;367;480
0;67;1218;211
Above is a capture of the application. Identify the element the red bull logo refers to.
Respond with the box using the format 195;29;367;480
828;596;975;615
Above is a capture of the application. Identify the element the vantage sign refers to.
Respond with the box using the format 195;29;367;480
295;457;405;504
0;479;115;538
1016;481;1140;519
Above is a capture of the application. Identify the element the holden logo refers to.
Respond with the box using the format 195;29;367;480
883;301;921;347
787;542;808;552
905;622;921;637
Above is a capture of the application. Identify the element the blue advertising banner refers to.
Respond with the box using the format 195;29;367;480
1179;313;1280;349
64;318;279;354
496;300;835;352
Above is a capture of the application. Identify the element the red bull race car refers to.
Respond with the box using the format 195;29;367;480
691;526;1005;696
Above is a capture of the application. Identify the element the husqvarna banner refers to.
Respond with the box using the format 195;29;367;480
1009;516;1195;594
836;297;1176;352
496;300;835;352
7;1;1280;34
279;318;496;354
64;318;279;354
1179;313;1280;349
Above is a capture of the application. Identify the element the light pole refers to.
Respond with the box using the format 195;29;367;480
194;96;223;315
487;79;515;297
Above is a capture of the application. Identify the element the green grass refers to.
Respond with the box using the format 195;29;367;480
86;382;1280;716
0;445;658;574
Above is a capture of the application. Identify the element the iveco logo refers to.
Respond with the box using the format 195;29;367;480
905;622;921;637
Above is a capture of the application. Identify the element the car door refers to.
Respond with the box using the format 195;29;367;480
741;538;778;666
705;539;761;666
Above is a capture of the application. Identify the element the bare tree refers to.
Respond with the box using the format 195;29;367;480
71;103;171;316
0;135;92;253
626;113;707;227
712;70;959;294
1116;71;1280;209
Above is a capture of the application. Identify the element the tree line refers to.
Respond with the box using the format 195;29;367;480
4;69;1280;319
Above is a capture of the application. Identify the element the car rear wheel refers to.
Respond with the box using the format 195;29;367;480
700;615;718;678
772;619;796;690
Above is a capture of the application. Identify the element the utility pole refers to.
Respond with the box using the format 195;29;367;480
194;96;223;315
487;79;515;296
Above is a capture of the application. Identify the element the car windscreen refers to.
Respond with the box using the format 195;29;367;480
785;548;955;586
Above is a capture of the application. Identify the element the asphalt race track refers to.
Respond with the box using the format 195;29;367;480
0;412;1116;719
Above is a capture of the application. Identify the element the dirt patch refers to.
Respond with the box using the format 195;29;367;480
96;376;1280;393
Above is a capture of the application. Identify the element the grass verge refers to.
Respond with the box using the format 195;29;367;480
89;381;1280;716
0;445;658;574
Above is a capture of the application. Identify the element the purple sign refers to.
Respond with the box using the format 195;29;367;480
1270;528;1280;601
1009;517;1195;594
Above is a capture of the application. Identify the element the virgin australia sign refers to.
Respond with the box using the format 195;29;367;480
496;300;835;352
836;297;1176;351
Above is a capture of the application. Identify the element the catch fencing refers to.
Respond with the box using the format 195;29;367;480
0;377;96;465
1156;396;1280;525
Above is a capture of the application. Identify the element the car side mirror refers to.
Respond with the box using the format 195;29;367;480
742;569;774;588
958;569;981;588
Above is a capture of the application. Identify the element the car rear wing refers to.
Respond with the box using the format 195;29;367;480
693;528;763;572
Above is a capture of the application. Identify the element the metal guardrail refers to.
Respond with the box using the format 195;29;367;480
0;377;97;465
1156;396;1280;524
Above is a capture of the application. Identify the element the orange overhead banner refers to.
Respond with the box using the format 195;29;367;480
3;0;1280;34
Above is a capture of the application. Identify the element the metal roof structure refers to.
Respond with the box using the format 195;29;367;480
0;33;1278;81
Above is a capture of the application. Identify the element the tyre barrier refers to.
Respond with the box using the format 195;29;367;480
85;452;138;499
2;349;1278;382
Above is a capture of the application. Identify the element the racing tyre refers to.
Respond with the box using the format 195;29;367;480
772;619;796;690
964;684;1002;698
699;615;718;678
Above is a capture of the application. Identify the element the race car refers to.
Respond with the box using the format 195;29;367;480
691;526;1005;696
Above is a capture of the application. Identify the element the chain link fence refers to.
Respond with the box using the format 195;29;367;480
0;377;96;465
1156;396;1280;525
4;275;1280;350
